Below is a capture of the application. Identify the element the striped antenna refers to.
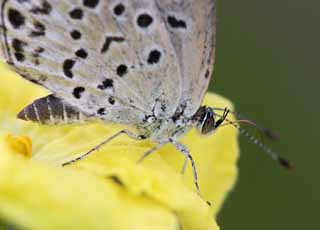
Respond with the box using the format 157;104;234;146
213;108;293;170
212;108;280;140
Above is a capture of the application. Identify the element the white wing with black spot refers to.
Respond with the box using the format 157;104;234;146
156;0;216;117
0;0;183;124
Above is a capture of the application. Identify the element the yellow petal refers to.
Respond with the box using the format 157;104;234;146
0;62;239;229
0;137;181;230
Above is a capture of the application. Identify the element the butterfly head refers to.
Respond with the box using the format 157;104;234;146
193;106;229;136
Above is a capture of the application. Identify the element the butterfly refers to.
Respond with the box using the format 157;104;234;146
0;0;291;198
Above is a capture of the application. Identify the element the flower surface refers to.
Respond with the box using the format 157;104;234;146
0;62;239;230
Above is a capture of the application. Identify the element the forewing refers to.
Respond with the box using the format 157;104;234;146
0;0;182;124
156;0;216;117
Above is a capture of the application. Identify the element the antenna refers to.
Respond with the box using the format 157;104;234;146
213;108;294;170
212;108;280;140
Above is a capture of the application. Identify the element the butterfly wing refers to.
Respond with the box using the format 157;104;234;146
0;0;182;124
156;0;216;117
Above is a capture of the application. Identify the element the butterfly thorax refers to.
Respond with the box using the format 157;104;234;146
136;106;219;142
136;114;192;142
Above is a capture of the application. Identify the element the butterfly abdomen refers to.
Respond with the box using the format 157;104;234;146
17;94;86;125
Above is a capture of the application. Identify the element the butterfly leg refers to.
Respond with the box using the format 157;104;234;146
62;129;144;166
136;141;188;176
180;157;188;174
169;139;202;197
136;141;169;163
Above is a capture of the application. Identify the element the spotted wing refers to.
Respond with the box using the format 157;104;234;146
156;0;216;117
0;0;182;125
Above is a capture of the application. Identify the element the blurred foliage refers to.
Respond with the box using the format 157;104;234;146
212;0;319;229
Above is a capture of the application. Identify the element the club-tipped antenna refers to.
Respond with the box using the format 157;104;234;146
212;108;280;140
214;110;293;170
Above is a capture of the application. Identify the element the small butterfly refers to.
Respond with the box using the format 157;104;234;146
0;0;291;198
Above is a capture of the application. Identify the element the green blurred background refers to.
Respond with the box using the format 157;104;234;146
212;0;319;229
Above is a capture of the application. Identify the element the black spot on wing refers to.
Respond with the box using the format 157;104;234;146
30;21;45;37
205;69;210;79
108;96;115;105
12;38;27;62
137;13;153;28
167;16;187;29
116;64;127;77
147;49;161;65
12;38;26;52
8;8;25;29
113;3;125;16
14;53;25;62
161;103;166;113
70;29;81;40
97;107;105;115
101;36;125;53
69;8;83;20
97;78;113;90
32;47;45;65
75;48;88;59
83;0;99;8
63;59;75;78
34;47;44;54
73;87;85;99
30;1;52;15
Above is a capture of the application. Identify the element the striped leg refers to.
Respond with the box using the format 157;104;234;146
169;139;202;197
62;129;144;166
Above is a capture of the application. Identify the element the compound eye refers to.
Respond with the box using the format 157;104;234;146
201;115;216;135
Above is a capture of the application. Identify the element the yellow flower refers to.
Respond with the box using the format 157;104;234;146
0;62;239;230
